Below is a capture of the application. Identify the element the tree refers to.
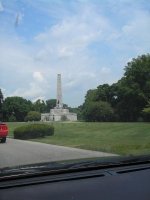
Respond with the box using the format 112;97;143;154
83;101;114;122
45;99;56;112
115;54;150;121
142;101;150;121
82;86;115;121
33;99;46;113
25;111;41;121
81;54;150;122
8;115;16;122
95;84;112;102
84;89;97;103
2;97;32;121
0;89;4;121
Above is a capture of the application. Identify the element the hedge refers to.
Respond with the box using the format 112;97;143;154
14;123;54;140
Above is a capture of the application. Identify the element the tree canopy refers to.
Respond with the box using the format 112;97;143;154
45;99;56;112
82;54;150;122
83;101;114;122
2;96;32;122
0;89;4;120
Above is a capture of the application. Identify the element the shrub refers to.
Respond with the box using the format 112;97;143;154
14;123;54;140
61;115;67;121
25;111;41;122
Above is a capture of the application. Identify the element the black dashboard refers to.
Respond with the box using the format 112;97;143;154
0;162;150;200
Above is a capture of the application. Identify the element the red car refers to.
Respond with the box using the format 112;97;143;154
0;122;8;143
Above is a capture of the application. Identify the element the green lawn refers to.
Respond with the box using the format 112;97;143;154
7;122;150;156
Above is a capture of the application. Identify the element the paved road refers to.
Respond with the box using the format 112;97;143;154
0;138;117;168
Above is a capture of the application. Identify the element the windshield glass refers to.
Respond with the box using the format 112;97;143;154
0;0;150;170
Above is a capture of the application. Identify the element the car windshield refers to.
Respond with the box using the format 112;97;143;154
0;0;150;170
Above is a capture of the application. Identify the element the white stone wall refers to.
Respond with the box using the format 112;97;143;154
66;113;77;121
41;113;51;121
41;108;77;122
50;108;69;115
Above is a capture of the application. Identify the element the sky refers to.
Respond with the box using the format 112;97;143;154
0;0;150;107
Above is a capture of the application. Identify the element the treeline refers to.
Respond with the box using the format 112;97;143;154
0;97;57;122
0;94;75;122
80;54;150;122
0;54;150;122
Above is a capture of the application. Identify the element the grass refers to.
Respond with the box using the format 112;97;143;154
6;122;150;156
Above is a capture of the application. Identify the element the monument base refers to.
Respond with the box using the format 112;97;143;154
41;108;77;122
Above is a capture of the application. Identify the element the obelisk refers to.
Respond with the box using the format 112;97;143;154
56;74;63;108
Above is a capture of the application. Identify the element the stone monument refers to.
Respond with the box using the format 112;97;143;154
56;74;63;109
41;74;77;122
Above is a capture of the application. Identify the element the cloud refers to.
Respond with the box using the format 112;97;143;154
121;10;150;49
35;5;111;59
0;0;150;106
0;36;34;71
33;71;44;82
101;67;111;74
9;81;48;100
108;10;150;54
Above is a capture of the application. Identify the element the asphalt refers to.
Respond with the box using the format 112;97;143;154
0;138;117;168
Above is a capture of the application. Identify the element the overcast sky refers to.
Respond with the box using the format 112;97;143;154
0;0;150;107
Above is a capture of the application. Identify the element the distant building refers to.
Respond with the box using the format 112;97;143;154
41;74;77;122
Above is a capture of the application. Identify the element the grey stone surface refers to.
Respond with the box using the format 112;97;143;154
0;138;117;168
41;108;77;121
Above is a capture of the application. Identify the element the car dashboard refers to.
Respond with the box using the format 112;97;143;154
0;161;150;200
